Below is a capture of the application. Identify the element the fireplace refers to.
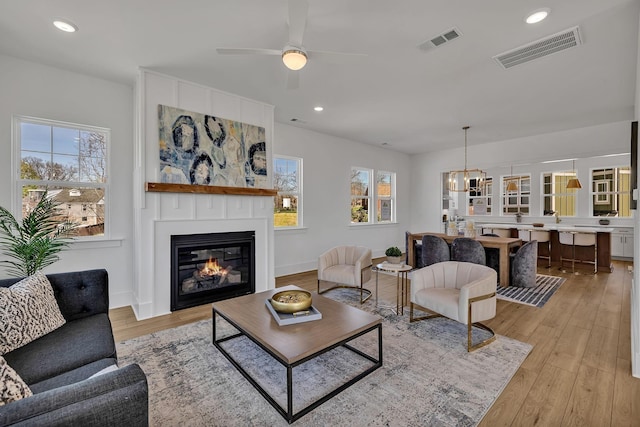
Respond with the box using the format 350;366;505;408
170;231;255;311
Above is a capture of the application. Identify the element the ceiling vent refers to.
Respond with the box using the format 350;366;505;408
418;27;462;51
493;26;582;69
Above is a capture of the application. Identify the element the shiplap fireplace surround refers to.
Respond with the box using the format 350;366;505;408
132;70;276;320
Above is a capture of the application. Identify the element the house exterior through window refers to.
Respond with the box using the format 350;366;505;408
15;116;109;238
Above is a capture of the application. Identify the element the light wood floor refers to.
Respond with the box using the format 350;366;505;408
110;259;640;426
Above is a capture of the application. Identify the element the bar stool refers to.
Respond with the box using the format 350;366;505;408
559;231;597;274
518;229;551;268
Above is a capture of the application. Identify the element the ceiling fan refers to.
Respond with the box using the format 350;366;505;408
216;0;365;89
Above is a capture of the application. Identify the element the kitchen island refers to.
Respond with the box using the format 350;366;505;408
478;223;614;273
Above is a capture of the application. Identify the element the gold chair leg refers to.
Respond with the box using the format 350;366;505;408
409;303;442;322
467;322;496;352
317;280;372;303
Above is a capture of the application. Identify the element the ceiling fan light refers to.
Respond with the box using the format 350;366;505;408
282;49;307;70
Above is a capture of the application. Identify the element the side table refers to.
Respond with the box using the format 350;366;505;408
375;262;412;315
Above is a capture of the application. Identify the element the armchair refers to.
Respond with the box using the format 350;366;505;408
409;261;497;351
318;246;372;303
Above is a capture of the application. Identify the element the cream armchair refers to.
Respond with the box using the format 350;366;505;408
410;261;497;351
318;246;373;303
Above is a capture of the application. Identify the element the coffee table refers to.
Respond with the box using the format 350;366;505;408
212;285;382;424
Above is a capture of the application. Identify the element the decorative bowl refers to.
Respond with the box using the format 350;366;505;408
599;219;610;225
532;223;544;227
270;290;312;314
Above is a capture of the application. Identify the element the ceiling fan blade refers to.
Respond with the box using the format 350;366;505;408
307;49;368;58
286;70;299;90
216;48;281;55
288;0;308;46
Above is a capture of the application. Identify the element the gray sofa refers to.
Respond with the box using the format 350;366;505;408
0;269;148;426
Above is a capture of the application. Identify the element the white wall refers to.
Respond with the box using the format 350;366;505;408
273;123;412;276
0;54;135;307
410;121;632;233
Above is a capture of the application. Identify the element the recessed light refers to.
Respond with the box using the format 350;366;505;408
53;19;78;33
313;106;324;112
525;8;550;24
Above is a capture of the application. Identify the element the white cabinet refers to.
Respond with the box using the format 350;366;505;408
612;228;634;259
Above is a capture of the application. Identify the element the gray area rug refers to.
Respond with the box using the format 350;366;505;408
117;290;532;426
496;274;565;307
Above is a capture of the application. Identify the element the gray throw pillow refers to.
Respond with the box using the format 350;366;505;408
0;271;66;355
0;355;32;405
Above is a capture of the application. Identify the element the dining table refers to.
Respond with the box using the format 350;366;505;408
407;232;522;287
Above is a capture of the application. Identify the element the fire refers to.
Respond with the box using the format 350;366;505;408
200;257;222;276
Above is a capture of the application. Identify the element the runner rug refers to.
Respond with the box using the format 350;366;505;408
496;274;565;308
117;290;532;426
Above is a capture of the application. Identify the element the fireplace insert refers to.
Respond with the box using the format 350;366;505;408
170;231;255;311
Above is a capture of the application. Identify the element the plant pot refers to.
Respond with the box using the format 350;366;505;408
387;256;404;264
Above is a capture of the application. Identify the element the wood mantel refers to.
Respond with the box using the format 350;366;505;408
145;182;278;196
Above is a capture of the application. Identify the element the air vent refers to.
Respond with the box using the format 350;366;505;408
418;27;462;51
493;26;582;69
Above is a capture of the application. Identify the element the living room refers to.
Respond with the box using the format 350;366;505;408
1;0;639;424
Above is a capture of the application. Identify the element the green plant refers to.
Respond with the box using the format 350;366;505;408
0;191;77;277
385;246;402;257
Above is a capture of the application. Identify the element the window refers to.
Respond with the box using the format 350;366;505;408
468;177;492;215
15;116;108;238
376;171;396;222
591;167;631;217
502;174;530;215
542;171;577;216
351;167;371;223
273;156;302;228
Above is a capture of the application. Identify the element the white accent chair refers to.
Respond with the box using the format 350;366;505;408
410;261;497;351
318;246;373;303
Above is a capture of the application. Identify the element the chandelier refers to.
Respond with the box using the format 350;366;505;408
448;126;486;192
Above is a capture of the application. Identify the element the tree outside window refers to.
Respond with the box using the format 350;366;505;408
16;117;108;238
351;168;371;223
376;171;395;222
273;156;302;228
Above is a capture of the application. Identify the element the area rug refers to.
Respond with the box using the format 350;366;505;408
117;291;532;426
496;274;565;308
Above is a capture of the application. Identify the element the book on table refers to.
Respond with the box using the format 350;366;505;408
265;300;322;326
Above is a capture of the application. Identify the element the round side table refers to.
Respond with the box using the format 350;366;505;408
375;262;412;315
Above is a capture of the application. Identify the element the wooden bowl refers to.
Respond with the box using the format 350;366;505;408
270;290;312;314
532;223;544;227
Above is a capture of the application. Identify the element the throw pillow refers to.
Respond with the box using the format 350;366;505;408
0;356;32;405
0;271;66;355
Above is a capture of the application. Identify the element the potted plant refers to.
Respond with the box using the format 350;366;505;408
385;246;404;264
0;191;77;277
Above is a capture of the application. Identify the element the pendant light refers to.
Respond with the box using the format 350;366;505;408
566;159;582;189
506;165;518;191
448;126;486;192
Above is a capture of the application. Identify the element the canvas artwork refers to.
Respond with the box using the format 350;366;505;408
158;105;268;188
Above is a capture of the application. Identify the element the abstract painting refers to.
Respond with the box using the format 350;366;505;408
158;104;268;188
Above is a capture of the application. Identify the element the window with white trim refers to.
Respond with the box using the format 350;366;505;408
376;170;396;222
15;116;109;238
542;171;577;216
468;177;492;215
502;174;530;215
273;156;302;228
351;167;372;223
591;167;631;217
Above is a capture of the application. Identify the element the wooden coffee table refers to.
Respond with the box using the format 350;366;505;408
212;285;382;424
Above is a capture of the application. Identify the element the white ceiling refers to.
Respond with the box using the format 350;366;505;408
0;0;638;154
